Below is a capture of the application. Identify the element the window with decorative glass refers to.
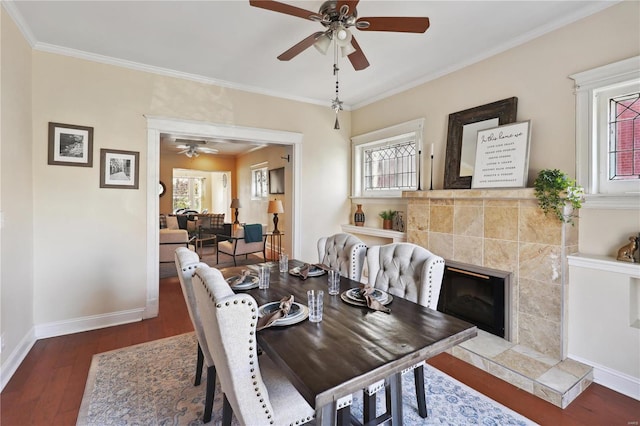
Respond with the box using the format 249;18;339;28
571;56;640;208
352;119;424;198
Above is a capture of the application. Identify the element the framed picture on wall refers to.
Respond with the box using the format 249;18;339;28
99;149;140;189
47;122;94;167
269;167;285;194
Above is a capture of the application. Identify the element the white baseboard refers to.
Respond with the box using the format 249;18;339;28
2;308;145;391
34;308;145;339
1;328;36;392
569;353;640;400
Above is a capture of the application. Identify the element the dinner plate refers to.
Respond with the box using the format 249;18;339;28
258;302;309;326
340;289;393;307
226;274;259;290
345;288;386;303
289;265;326;277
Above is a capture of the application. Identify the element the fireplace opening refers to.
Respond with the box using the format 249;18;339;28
437;260;512;340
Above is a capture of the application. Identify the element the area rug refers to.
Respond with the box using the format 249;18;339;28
77;333;537;426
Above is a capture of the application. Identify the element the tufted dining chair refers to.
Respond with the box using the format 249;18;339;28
317;233;367;281
192;266;315;426
174;247;217;423
366;242;445;419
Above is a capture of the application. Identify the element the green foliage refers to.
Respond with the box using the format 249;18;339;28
533;169;584;225
378;210;396;220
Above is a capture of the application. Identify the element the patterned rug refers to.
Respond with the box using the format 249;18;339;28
77;333;537;426
160;249;264;278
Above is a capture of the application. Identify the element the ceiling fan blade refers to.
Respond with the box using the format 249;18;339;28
277;32;324;61
336;0;360;16
347;36;369;71
357;16;430;33
249;0;318;21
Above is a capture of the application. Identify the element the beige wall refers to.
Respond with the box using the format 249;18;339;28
28;49;350;326
236;145;293;255
352;1;640;257
1;8;34;370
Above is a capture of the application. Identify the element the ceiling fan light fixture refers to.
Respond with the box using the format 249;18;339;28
313;32;332;55
341;43;356;57
334;27;352;47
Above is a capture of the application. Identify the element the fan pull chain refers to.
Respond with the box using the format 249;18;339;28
332;38;342;130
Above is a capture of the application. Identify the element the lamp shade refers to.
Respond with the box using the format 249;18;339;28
230;198;242;209
313;33;332;55
267;200;284;214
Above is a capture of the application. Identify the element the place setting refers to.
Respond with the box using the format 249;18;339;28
289;262;329;279
257;295;309;330
340;284;392;314
225;269;260;290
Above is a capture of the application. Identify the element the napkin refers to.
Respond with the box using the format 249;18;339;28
230;270;251;287
360;284;391;314
257;295;294;331
298;263;311;280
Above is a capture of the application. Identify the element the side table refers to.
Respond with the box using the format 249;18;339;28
265;232;284;261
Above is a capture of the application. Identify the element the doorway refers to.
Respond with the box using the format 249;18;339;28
145;116;303;319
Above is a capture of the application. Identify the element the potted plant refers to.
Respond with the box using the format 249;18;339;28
533;169;584;225
379;210;396;230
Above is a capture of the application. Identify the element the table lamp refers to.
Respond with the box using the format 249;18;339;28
267;200;284;234
230;198;242;224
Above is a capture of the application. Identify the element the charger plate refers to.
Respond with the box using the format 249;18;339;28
289;265;326;278
341;288;393;307
226;274;259;290
258;302;309;326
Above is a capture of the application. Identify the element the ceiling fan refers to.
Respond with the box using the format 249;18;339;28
249;0;431;71
175;140;219;158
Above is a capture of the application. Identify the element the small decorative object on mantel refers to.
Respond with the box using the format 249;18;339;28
354;204;365;227
616;235;639;263
393;211;405;232
533;169;584;225
379;210;396;230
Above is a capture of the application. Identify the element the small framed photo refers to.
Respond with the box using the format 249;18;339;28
100;149;140;189
48;122;94;167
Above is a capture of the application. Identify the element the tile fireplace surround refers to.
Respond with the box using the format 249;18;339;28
405;188;592;408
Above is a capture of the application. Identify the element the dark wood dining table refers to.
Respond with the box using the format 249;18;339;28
220;260;477;426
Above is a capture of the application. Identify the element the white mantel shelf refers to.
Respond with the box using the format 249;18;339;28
341;224;406;242
403;188;537;200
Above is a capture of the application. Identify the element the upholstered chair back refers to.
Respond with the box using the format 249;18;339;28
367;243;445;309
193;267;283;426
317;233;367;281
174;248;213;367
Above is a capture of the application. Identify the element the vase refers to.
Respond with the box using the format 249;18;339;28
383;219;393;230
354;204;365;227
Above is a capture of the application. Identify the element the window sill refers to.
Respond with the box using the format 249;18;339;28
341;224;406;242
582;194;640;210
567;253;640;277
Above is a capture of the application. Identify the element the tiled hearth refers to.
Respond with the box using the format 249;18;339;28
404;188;593;407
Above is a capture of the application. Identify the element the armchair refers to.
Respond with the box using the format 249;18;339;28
216;224;267;266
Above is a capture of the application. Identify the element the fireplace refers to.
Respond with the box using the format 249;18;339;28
437;260;512;340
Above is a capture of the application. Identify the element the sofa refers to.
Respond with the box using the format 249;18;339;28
159;228;191;263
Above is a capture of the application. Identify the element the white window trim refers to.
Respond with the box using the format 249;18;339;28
570;56;640;210
351;118;424;198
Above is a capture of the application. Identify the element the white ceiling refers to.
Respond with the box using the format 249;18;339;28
6;0;617;155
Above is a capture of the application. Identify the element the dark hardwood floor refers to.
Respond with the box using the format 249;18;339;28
1;276;638;425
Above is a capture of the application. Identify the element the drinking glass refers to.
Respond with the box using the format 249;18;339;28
327;270;340;295
279;253;289;273
307;290;324;323
259;265;270;289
